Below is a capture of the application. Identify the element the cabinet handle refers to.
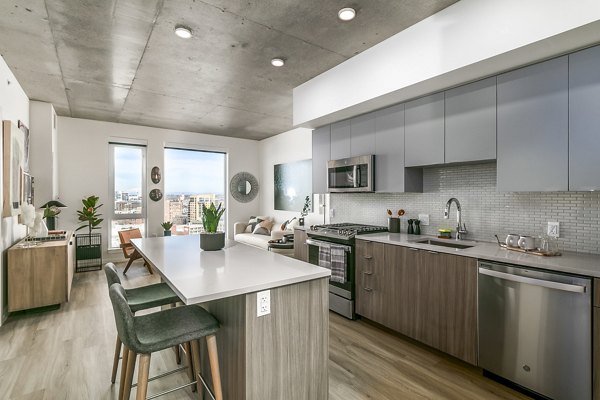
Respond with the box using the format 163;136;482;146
363;287;373;292
408;247;420;252
363;271;373;275
363;255;373;259
427;250;439;255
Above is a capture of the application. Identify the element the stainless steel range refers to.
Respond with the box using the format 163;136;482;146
306;223;387;319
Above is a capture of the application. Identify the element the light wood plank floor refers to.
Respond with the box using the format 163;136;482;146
0;263;529;399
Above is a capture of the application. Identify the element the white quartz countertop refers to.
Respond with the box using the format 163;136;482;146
358;232;600;278
131;236;331;304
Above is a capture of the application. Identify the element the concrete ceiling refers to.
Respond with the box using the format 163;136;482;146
0;0;458;140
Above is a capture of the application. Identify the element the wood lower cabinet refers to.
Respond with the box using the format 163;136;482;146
293;228;308;262
7;233;74;312
356;241;477;365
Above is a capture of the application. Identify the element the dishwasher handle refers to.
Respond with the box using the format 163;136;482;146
478;267;587;293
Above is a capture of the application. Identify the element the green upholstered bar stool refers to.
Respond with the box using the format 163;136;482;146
103;263;188;397
108;283;223;400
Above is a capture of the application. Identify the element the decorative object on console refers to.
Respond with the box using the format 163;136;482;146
41;200;67;230
274;159;312;211
230;172;259;203
200;202;226;251
161;221;173;236
150;166;161;184
149;188;163;202
75;195;103;272
2;120;26;217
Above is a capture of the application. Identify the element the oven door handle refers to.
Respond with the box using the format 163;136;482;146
306;238;352;253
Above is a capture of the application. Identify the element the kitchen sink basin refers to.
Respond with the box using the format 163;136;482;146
415;239;475;249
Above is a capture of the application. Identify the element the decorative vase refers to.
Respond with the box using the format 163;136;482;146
407;219;414;234
200;232;225;251
164;230;171;237
414;220;421;235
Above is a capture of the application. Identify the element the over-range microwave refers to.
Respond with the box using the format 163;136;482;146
327;155;375;192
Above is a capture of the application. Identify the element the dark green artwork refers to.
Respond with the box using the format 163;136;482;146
274;159;312;212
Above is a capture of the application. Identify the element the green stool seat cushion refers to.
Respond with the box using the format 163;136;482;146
126;283;181;313
104;263;180;312
109;284;220;354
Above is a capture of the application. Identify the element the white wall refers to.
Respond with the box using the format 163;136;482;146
0;55;30;324
294;0;600;127
258;127;325;226
57;117;260;261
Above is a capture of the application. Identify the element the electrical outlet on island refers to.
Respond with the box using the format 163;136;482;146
547;222;560;238
257;290;271;317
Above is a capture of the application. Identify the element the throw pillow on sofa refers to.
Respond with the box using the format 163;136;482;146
253;219;274;235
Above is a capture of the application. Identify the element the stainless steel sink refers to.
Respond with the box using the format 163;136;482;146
415;239;475;249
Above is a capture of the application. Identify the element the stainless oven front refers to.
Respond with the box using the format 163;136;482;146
327;155;374;193
306;237;356;319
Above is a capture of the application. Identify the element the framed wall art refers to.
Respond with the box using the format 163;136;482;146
274;159;312;212
3;120;26;217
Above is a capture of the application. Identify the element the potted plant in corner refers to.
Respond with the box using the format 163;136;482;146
200;202;225;251
74;195;104;272
161;221;173;236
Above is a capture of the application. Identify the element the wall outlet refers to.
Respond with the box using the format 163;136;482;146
547;222;560;238
257;290;270;317
418;214;430;226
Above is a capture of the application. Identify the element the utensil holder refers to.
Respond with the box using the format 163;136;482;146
388;217;400;233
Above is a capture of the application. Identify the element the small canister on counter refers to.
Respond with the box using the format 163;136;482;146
388;217;400;233
438;229;452;239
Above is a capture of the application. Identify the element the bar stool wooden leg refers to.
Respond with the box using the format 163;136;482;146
183;342;196;392
206;335;223;400
175;345;182;365
112;336;122;384
136;354;151;400
119;344;130;400
190;340;203;398
123;349;137;400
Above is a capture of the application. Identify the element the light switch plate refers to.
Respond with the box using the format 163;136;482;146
418;214;430;226
257;290;270;317
547;222;560;238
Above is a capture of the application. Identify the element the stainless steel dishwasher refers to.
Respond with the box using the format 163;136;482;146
478;261;591;400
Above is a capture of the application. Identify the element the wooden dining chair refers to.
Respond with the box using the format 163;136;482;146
118;228;153;275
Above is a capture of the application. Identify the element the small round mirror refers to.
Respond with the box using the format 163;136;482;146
230;172;259;203
149;188;163;202
151;166;161;184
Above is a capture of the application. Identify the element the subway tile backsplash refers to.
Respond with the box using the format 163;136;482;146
330;163;600;254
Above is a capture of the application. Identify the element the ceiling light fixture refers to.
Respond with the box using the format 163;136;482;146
338;7;356;21
174;25;192;39
271;58;285;67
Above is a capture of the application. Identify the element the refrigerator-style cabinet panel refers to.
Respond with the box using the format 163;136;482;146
445;77;497;164
497;56;568;192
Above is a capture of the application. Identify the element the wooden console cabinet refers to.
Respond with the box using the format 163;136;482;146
7;232;74;312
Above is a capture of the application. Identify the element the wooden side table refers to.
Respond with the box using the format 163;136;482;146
7;232;74;312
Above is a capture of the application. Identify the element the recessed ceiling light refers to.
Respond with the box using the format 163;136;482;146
338;7;356;21
271;58;285;67
174;25;192;39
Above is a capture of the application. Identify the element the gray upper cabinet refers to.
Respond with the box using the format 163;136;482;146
312;125;330;194
350;113;376;157
445;77;497;163
375;104;422;192
405;92;445;167
330;120;351;160
569;45;600;191
497;56;569;192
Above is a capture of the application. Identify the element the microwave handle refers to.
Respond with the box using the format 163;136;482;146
353;165;359;188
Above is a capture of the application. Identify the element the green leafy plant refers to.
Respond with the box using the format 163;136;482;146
161;221;173;231
43;205;61;219
76;195;103;235
201;202;225;233
301;196;311;217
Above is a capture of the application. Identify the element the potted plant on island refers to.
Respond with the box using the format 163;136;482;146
161;221;173;236
200;202;226;251
74;195;104;272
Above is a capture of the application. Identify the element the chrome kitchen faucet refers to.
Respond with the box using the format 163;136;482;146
444;197;468;240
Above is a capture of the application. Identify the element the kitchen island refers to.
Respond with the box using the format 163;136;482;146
131;236;331;400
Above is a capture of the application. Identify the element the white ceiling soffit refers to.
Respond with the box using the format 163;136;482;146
293;0;600;128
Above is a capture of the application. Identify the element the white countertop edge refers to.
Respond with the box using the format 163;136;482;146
357;233;600;278
183;272;331;305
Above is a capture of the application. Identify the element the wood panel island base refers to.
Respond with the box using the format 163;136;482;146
131;236;331;400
